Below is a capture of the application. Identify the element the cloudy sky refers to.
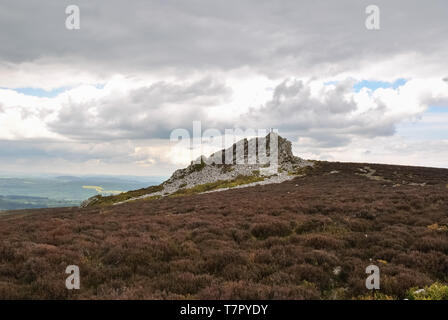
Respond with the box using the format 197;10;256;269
0;0;447;176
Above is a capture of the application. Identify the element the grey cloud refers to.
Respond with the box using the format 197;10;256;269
0;139;133;162
47;77;231;140
0;138;181;176
0;1;447;76
0;140;53;159
297;135;353;149
1;1;448;174
236;80;401;147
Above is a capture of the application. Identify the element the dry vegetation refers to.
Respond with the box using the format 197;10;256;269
86;185;164;207
0;161;448;299
170;174;265;197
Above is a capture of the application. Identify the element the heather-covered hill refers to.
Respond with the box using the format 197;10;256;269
1;161;448;299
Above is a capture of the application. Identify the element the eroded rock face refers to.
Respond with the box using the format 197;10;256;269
165;132;310;188
200;132;297;166
108;133;312;205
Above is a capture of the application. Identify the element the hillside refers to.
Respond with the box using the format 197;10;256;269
82;133;311;207
1;161;448;299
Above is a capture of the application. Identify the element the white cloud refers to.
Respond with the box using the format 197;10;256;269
237;78;448;146
1;74;447;174
0;1;447;174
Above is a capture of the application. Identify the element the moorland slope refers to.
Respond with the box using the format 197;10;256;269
1;161;448;299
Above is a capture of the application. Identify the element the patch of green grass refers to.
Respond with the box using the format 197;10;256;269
143;195;162;201
406;283;448;300
171;175;265;197
356;291;395;300
86;184;164;207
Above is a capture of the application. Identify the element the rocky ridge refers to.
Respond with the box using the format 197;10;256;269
81;133;311;206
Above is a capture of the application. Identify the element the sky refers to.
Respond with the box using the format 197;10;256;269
0;0;447;176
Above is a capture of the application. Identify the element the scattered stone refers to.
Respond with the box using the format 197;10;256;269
356;166;390;182
409;182;426;187
333;266;342;276
414;289;425;294
427;223;448;231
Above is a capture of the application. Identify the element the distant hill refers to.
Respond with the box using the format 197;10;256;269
0;175;164;210
0;195;79;211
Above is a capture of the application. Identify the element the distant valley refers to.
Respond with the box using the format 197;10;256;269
0;175;165;210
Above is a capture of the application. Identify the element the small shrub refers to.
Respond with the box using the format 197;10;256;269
154;272;213;295
251;222;292;240
192;157;206;172
296;219;324;234
406;282;448;300
357;292;395;300
302;234;346;250
220;165;234;173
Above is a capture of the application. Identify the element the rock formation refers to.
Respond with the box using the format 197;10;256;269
81;132;311;206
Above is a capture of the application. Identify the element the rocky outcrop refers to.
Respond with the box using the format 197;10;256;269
92;133;311;206
167;132;309;184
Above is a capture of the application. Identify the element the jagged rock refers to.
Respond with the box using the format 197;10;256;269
198;132;300;166
111;133;311;205
162;132;310;191
168;132;308;182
